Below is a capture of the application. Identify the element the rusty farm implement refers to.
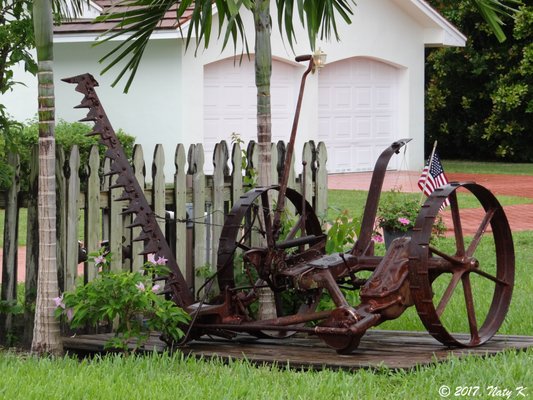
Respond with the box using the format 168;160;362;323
63;55;514;354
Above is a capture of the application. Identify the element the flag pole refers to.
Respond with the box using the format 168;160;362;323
419;140;438;204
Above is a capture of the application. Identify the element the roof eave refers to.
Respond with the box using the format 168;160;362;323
54;28;187;43
392;0;467;47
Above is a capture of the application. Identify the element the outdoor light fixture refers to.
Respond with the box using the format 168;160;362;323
312;48;327;72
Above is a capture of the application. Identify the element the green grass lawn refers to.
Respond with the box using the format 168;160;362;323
0;348;531;400
442;160;533;175
326;189;533;221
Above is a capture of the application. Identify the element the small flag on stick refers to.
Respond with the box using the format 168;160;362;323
418;151;450;207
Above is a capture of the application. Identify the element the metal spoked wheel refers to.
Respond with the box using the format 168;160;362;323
216;185;326;338
409;182;514;347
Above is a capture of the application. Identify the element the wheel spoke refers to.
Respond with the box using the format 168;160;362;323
235;242;251;252
471;268;509;286
436;272;462;317
462;273;480;343
466;208;496;257
449;191;465;257
285;214;305;242
429;245;462;265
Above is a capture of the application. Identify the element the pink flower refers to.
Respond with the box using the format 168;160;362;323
147;253;157;264
398;217;410;225
148;253;168;265
156;256;168;266
53;294;65;309
135;282;145;292
372;234;384;243
94;255;106;266
66;308;74;322
152;284;161;293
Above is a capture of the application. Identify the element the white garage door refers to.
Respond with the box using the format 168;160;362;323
204;57;299;171
318;58;399;173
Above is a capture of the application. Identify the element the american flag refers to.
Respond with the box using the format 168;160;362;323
418;152;450;207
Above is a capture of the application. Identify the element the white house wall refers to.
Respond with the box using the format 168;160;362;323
54;39;183;171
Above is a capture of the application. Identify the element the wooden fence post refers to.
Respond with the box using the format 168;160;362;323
23;145;39;345
103;158;124;272
65;146;80;291
211;141;228;275
174;144;188;284
302;141;314;206
0;153;20;343
152;145;166;235
55;148;67;292
85;145;101;281
130;144;146;272
315;141;328;221
231;142;243;205
189;143;206;295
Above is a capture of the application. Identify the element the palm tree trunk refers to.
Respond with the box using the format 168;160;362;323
254;0;272;188
31;0;62;355
253;0;277;320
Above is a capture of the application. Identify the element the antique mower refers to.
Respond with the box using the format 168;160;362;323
64;54;514;354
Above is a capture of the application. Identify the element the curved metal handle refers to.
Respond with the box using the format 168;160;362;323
272;55;316;241
351;138;412;256
295;54;312;62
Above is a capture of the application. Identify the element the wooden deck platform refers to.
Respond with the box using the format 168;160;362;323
62;330;533;370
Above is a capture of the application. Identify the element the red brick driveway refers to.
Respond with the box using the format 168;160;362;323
328;171;533;234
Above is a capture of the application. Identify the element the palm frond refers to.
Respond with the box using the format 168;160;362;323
95;0;178;91
472;0;522;42
95;0;250;92
52;0;91;21
276;0;355;51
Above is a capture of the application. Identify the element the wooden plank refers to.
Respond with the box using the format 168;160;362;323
0;153;19;342
286;141;296;217
63;332;166;353
190;143;206;294
247;142;261;248
65;146;81;291
86;145;101;281
211;141;228;275
130;144;146;272
152;144;166;235
56;147;67;291
247;141;258;189
270;142;278;185
230;142;243;206
103;158;124;272
23;145;39;345
63;330;533;371
302;141;314;206
315;142;328;222
173;144;188;282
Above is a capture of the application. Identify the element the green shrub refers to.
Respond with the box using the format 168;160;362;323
2;119;135;190
325;208;360;254
55;250;190;354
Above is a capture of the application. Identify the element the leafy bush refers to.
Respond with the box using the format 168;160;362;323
425;2;533;161
376;196;420;233
1;120;135;190
376;190;446;241
54;250;190;353
325;209;360;254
